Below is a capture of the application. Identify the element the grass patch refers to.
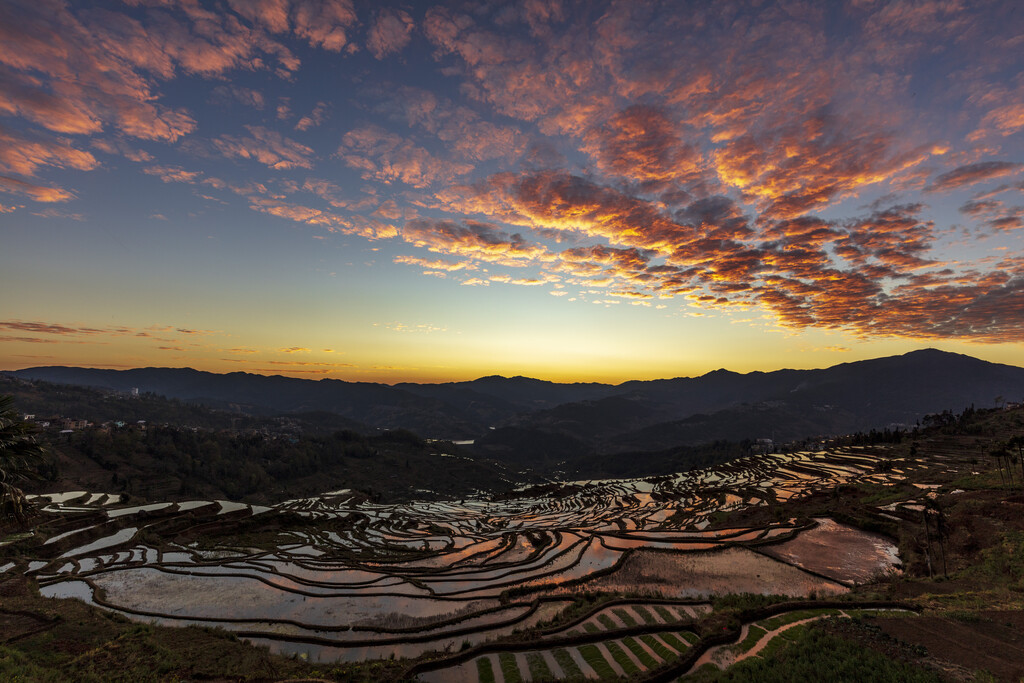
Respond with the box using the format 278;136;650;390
756;631;791;659
552;648;583;678
944;610;983;623
633;605;658;624
843;608;915;619
780;622;810;641
596;613;617;630
653;605;675;621
622;636;658;668
733;624;767;653
758;608;838;631
660;632;690;652
640;633;675;661
856;483;914;506
578;644;616;679
476;656;496;683
525;652;553;680
497;652;522;683
970;529;1024;588
583;622;600;633
712;593;790;613
605;640;640;674
0;594;334;683
613;607;638;627
689;624;943;682
949;471;1014;491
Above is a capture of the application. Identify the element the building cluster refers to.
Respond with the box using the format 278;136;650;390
22;413;149;436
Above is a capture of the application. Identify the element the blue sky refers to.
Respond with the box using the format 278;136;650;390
1;0;1022;382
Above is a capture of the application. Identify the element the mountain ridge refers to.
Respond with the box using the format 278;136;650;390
8;349;1023;451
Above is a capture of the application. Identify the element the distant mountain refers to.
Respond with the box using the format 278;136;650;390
508;349;1024;452
398;375;618;410
5;367;490;438
9;349;1024;451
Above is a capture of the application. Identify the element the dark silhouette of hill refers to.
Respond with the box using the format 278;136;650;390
6;367;489;438
9;349;1024;451
505;349;1024;451
398;375;618;410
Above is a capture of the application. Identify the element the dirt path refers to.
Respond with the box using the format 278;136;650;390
688;613;832;674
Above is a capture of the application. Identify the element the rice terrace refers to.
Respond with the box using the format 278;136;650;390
5;393;1024;682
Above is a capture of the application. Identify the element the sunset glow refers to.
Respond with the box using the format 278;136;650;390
2;0;1022;382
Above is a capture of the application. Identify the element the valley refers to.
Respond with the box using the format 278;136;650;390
2;361;1024;681
4;402;1024;680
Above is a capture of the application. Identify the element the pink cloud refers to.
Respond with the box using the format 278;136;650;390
0;128;98;177
925;161;1022;193
340;125;473;188
290;0;358;52
401;218;550;264
367;8;414;60
0;175;74;203
295;101;327;131
393;255;478;271
143;165;202;184
215;125;314;169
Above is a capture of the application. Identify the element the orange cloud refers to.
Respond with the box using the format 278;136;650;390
393;255;478;271
0;336;60;344
0;2;200;143
0;175;74;203
714;112;931;219
245;196;397;239
432;163;1024;341
0;320;123;336
341;125;473;188
295;101;327;131
581;104;703;187
290;0;358;52
401;218;550;264
214;125;314;169
143;165;202;184
266;360;356;367
0;128;97;177
981;103;1024;136
90;139;153;162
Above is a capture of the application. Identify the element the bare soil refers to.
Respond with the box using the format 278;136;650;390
874;612;1024;682
0;609;56;643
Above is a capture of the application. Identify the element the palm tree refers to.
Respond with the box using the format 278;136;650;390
0;395;45;524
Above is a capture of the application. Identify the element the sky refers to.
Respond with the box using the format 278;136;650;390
1;0;1023;384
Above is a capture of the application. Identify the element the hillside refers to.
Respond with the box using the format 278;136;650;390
9;348;1024;465
2;402;1023;682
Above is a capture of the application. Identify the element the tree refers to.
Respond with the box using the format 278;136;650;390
990;446;1010;487
925;498;948;577
1008;435;1024;482
0;395;46;524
